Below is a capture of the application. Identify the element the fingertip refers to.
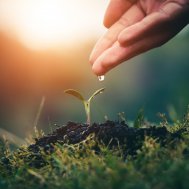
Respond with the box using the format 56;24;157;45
92;55;109;76
117;32;126;45
118;29;132;45
92;42;127;76
92;63;106;76
103;18;112;29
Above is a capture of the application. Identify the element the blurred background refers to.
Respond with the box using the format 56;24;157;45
0;0;189;138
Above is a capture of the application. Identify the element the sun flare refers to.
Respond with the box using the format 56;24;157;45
0;0;107;50
22;1;66;46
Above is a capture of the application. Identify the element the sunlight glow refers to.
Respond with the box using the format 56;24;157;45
0;0;107;50
22;1;65;46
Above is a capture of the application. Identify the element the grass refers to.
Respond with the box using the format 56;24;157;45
1;109;189;189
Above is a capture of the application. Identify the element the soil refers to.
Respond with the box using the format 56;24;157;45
28;120;181;157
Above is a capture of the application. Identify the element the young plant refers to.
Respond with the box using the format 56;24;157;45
64;88;105;125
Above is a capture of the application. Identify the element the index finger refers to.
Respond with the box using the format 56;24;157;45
89;3;144;66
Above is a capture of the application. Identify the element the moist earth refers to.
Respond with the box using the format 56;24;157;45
28;121;181;157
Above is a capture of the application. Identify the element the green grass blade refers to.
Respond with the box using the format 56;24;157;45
0;128;26;146
34;96;46;128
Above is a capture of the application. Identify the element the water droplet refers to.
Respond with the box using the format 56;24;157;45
98;75;105;81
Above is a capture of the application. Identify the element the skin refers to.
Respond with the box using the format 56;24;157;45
89;0;189;75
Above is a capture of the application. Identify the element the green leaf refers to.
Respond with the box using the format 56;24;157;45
88;88;105;103
64;89;85;102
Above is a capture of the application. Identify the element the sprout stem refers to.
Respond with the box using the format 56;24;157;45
84;101;91;125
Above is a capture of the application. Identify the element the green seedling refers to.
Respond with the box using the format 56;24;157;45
64;88;105;125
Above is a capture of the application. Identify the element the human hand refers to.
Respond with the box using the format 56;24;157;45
90;0;189;75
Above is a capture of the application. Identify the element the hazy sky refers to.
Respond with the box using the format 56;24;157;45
0;0;108;49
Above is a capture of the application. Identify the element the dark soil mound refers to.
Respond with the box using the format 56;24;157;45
28;121;180;157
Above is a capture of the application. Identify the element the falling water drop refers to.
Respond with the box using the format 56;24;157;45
98;75;105;81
